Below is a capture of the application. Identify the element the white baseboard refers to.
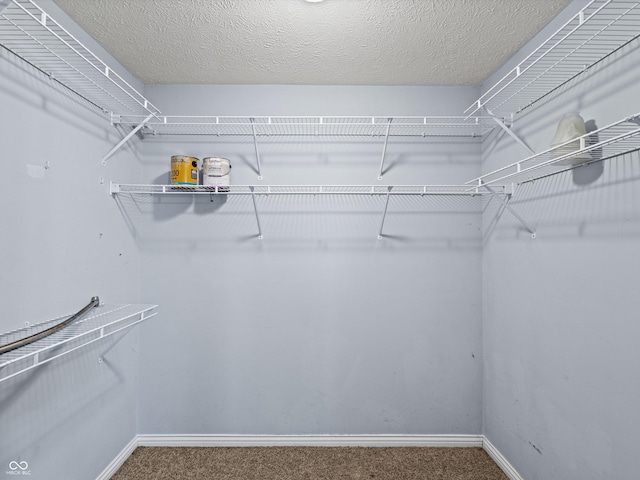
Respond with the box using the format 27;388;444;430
136;434;483;448
96;435;139;480
97;434;523;480
482;437;525;480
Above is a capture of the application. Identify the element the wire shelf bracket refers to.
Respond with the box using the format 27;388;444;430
377;118;393;180
250;118;263;180
483;183;536;238
0;304;158;384
250;186;263;239
485;108;536;156
377;186;392;239
103;113;155;165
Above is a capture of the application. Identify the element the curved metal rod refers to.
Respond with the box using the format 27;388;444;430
0;296;100;356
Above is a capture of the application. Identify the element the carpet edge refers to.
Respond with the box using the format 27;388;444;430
99;434;525;480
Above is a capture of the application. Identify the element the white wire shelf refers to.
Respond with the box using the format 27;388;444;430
0;303;157;384
0;0;160;116
111;115;495;138
111;184;508;240
467;113;640;187
466;0;640;118
111;183;509;197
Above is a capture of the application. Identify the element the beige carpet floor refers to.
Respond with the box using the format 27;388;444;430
111;446;509;479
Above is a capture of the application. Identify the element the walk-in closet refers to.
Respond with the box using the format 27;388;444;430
1;1;638;478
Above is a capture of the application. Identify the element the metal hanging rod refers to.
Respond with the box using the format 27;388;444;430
0;304;158;384
0;296;99;355
465;0;640;118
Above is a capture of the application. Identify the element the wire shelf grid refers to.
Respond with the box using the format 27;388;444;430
112;115;495;138
0;0;160;116
466;0;640;117
0;303;157;383
111;183;506;197
466;113;640;187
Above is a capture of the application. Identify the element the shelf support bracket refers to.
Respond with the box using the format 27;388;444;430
377;118;392;180
378;186;392;239
250;186;263;240
102;113;154;165
483;183;536;238
109;181;120;195
250;118;263;180
485;108;535;156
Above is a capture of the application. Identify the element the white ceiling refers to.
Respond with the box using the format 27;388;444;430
52;0;572;86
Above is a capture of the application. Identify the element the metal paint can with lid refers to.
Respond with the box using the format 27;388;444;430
202;157;231;190
170;155;199;185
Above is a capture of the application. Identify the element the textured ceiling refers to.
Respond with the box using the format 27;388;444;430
52;0;572;86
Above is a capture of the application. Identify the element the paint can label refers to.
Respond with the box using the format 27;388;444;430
202;157;231;189
171;156;199;185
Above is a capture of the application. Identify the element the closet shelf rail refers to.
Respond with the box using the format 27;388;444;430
465;0;640;118
466;113;640;187
0;304;157;384
110;184;509;240
111;116;495;180
110;183;510;197
111;115;495;138
0;0;160;116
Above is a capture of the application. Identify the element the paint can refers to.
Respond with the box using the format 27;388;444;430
170;155;199;185
202;157;231;191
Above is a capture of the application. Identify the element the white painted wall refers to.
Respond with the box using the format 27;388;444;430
136;85;485;436
481;2;640;478
0;2;143;478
